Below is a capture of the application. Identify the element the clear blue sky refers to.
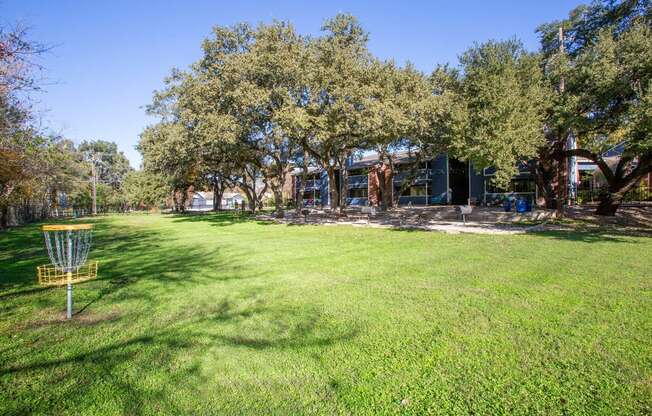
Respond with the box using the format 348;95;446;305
3;0;582;168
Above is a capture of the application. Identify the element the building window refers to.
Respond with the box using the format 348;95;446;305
348;188;368;198
301;190;320;205
512;178;535;193
486;178;535;193
348;168;368;176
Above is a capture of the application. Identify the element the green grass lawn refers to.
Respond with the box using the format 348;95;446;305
1;213;650;415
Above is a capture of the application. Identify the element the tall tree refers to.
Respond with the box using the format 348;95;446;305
0;24;54;227
285;14;376;211
538;0;652;215
78;140;132;214
78;140;132;190
451;40;548;190
205;21;303;217
139;122;198;212
365;61;443;209
122;170;170;210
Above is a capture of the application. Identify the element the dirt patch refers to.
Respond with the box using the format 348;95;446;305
19;309;122;330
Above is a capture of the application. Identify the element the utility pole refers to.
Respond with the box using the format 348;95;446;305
91;153;97;215
556;26;567;216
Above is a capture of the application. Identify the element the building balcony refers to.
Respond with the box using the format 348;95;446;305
393;169;432;184
347;175;368;188
300;179;321;190
346;197;368;206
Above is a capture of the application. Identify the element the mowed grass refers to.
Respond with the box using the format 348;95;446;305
0;213;650;415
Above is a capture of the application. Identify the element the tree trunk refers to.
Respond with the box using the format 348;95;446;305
273;187;284;218
177;190;187;213
565;149;652;216
0;205;8;229
213;189;222;211
380;166;393;210
533;147;559;209
327;166;338;211
338;155;349;214
212;180;224;212
242;184;256;213
595;192;621;216
376;168;387;211
241;187;254;213
595;175;644;216
555;134;567;216
296;150;309;213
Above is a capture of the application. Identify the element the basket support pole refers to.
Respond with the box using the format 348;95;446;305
66;272;73;319
66;230;73;320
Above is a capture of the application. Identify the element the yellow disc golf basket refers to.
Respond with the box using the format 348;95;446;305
40;224;96;319
37;261;98;286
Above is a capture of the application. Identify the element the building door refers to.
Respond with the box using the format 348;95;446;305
449;158;469;205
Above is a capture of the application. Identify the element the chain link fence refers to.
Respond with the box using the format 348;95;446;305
1;202;142;229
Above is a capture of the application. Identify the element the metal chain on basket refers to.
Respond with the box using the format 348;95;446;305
43;228;93;273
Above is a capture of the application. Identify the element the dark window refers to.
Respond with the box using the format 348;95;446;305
512;178;535;193
302;190;320;198
348;168;368;176
578;171;595;191
348;188;368;198
486;178;535;193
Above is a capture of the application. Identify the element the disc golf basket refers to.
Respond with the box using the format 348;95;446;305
40;224;95;319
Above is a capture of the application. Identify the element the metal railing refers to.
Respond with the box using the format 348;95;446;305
577;186;652;204
301;179;321;190
393;169;432;183
347;175;368;188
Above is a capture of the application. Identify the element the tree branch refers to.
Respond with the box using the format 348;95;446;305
564;148;615;184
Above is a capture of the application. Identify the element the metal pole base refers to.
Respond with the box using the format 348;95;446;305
66;278;73;320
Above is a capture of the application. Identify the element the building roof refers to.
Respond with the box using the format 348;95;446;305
290;166;322;175
349;151;421;169
194;191;244;200
193;191;213;200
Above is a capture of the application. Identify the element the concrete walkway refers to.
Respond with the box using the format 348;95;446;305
257;205;652;235
258;206;552;235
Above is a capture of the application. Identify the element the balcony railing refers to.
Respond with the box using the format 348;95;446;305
347;174;368;188
393;169;432;183
300;179;321;190
346;197;368;206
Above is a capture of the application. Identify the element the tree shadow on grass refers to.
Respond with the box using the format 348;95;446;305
1;294;359;415
0;215;360;413
525;224;652;243
0;216;261;321
381;220;652;243
169;211;275;227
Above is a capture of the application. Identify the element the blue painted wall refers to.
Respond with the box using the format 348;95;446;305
320;170;329;206
470;163;485;202
294;154;532;207
430;155;448;204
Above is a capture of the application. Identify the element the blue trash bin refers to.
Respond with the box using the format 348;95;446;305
516;198;527;213
503;199;512;212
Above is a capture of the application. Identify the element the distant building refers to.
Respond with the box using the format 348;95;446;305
189;191;245;210
291;152;537;207
290;143;652;208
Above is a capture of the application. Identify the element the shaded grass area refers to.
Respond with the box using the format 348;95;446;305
0;212;651;415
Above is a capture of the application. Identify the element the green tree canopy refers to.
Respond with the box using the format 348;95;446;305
452;40;548;188
538;0;652;215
